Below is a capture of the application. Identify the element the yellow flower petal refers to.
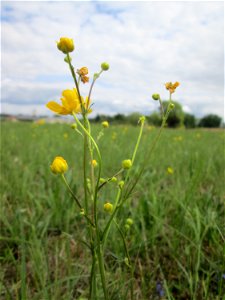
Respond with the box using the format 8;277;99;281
62;89;79;101
46;101;68;115
61;89;82;114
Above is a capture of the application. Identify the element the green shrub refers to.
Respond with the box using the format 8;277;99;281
147;112;162;126
184;113;196;128
198;114;222;128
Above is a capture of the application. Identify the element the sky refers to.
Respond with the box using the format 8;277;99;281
1;1;224;118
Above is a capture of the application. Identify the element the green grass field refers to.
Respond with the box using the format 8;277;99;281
0;121;224;300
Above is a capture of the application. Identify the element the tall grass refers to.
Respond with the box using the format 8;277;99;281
0;121;224;299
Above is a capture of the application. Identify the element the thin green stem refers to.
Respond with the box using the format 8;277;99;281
131;118;145;165
113;220;134;300
72;113;102;226
72;113;102;180
89;251;97;300
66;54;84;113
82;117;89;213
98;168;124;191
61;174;95;228
113;220;131;265
124;96;173;200
96;243;109;300
88;70;103;102
72;113;108;299
115;118;145;209
61;174;82;209
158;97;164;117
102;119;145;249
102;189;122;248
85;117;96;197
122;118;145;194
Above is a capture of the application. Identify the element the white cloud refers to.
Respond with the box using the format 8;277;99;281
1;1;224;118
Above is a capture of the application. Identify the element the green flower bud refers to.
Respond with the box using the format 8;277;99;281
111;176;117;183
100;178;106;184
126;218;134;226
118;180;125;189
122;159;132;170
124;257;130;267
80;209;85;216
152;93;160;101
104;202;113;213
64;55;72;63
124;224;130;231
169;103;175;110
101;62;110;71
139;116;145;124
71;123;77;129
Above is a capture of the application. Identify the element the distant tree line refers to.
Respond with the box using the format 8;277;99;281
90;101;223;128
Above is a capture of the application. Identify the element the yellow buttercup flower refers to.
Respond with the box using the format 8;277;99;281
50;156;68;174
46;89;81;115
57;37;74;54
102;121;109;128
167;167;174;175
91;159;98;168
165;82;180;94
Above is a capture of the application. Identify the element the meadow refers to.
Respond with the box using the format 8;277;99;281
0;120;224;300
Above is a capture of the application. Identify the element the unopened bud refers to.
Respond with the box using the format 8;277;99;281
139;116;145;124
80;209;85;216
124;257;130;267
169;103;175;110
126;218;134;226
111;176;117;183
125;224;130;231
64;55;72;63
104;202;113;213
118;180;125;189
152;93;160;101
122;159;132;170
91;159;98;168
100;178;106;184
101;62;110;71
71;123;77;129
